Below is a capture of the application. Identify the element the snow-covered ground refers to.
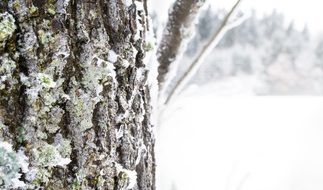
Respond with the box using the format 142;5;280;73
157;83;323;190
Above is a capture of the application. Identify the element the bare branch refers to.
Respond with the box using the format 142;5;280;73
164;0;244;105
157;0;206;90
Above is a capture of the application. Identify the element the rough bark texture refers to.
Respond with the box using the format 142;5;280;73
0;0;155;189
156;0;205;90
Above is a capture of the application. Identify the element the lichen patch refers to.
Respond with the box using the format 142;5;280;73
0;12;16;48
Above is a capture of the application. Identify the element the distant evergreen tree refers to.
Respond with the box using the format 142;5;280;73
315;39;323;68
180;7;323;94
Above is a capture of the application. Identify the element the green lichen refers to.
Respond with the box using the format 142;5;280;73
37;73;56;89
32;143;70;168
35;131;48;139
0;122;4;130
37;30;53;46
42;106;65;134
47;4;56;15
71;180;81;190
73;169;87;189
12;1;21;12
0;145;20;188
144;42;154;52
0;142;28;189
0;54;16;90
32;168;52;185
28;5;39;17
117;171;131;189
71;95;93;132
16;127;25;143
0;55;16;72
22;72;57;102
0;12;16;47
89;10;98;19
115;163;137;189
55;138;72;158
119;171;129;181
34;145;56;167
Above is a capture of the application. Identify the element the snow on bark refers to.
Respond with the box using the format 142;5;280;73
0;0;156;189
0;141;29;189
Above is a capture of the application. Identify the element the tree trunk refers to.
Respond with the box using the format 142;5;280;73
0;0;155;189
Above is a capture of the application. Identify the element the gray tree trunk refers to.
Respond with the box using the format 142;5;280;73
0;0;155;189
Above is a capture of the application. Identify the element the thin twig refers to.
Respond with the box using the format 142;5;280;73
164;0;244;105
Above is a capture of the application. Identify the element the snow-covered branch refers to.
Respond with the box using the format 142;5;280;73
164;0;244;105
157;0;206;91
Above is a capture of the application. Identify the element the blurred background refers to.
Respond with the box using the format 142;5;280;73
151;0;323;189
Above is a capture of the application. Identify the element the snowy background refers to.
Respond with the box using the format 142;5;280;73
151;0;323;189
158;96;323;190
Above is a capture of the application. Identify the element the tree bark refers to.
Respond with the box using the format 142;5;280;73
156;0;205;90
0;0;155;189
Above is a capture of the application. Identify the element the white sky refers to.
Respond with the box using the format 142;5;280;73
209;0;323;33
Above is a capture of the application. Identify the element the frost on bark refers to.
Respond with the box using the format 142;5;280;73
0;0;155;189
157;0;205;90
